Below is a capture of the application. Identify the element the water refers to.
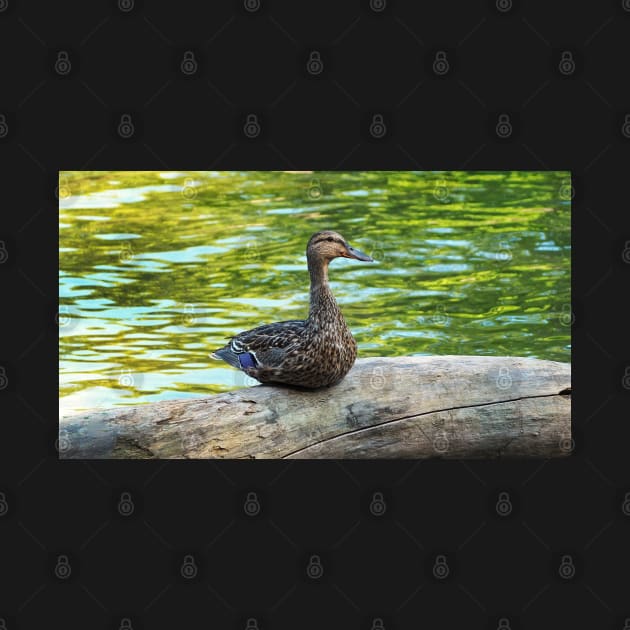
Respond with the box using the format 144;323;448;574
59;170;571;416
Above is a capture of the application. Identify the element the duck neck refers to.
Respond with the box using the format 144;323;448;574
307;255;342;323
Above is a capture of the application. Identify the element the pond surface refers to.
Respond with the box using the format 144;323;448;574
59;170;571;416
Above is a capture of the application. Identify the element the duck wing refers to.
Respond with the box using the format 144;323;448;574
212;320;307;370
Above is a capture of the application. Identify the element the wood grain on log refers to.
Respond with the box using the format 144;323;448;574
59;356;571;460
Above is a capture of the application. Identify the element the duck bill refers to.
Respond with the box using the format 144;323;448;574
345;244;374;262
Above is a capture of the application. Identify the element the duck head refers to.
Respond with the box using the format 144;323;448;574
307;230;374;263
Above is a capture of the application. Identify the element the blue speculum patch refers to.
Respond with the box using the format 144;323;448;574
238;353;256;369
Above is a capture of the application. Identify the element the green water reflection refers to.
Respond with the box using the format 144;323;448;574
59;170;571;415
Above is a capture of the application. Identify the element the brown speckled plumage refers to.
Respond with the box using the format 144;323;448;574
211;230;374;388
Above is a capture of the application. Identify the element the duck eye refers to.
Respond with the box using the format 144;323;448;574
326;237;333;242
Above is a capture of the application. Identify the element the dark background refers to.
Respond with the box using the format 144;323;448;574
1;0;629;628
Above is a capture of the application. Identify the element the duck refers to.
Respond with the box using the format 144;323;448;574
211;230;374;388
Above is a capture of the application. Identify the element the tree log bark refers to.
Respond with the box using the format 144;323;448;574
59;356;571;460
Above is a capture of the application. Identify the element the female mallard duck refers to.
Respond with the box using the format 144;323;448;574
211;230;373;388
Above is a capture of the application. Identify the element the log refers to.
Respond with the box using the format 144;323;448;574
59;356;571;459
